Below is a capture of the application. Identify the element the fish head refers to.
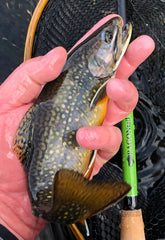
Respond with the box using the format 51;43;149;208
88;16;132;77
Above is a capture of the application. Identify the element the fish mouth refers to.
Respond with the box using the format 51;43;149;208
113;21;132;68
122;22;132;51
113;22;132;70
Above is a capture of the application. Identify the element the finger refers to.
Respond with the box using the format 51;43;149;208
116;35;155;79
103;78;138;125
0;47;67;111
76;126;122;178
76;125;122;158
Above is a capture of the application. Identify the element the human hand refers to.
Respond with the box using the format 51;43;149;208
0;47;67;240
0;14;155;240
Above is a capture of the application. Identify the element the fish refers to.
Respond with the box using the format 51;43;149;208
13;16;132;224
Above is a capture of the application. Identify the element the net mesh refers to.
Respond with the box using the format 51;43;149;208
32;0;165;111
32;0;117;56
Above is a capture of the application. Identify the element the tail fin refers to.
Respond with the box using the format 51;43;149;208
42;169;130;224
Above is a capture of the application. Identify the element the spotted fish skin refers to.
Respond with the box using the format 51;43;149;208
13;17;132;223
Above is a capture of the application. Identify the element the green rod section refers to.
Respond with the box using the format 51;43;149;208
118;0;138;210
121;111;138;197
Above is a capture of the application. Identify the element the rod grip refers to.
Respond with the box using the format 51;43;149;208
120;209;145;240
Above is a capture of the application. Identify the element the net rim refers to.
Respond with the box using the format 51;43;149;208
24;0;49;61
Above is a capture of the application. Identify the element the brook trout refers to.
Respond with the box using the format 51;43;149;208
13;16;132;224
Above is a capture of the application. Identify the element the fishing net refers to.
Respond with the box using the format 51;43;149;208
26;0;165;239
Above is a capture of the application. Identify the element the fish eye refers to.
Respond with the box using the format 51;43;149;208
101;30;113;43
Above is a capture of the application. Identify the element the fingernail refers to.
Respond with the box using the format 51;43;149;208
80;127;97;141
109;78;130;91
44;46;65;57
42;47;67;67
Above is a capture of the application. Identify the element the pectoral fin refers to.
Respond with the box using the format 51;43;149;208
90;83;107;110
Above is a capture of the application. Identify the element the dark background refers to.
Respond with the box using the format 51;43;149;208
0;0;38;83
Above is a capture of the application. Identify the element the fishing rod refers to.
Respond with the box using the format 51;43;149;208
117;0;146;239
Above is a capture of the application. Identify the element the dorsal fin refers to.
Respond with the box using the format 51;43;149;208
40;169;130;224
